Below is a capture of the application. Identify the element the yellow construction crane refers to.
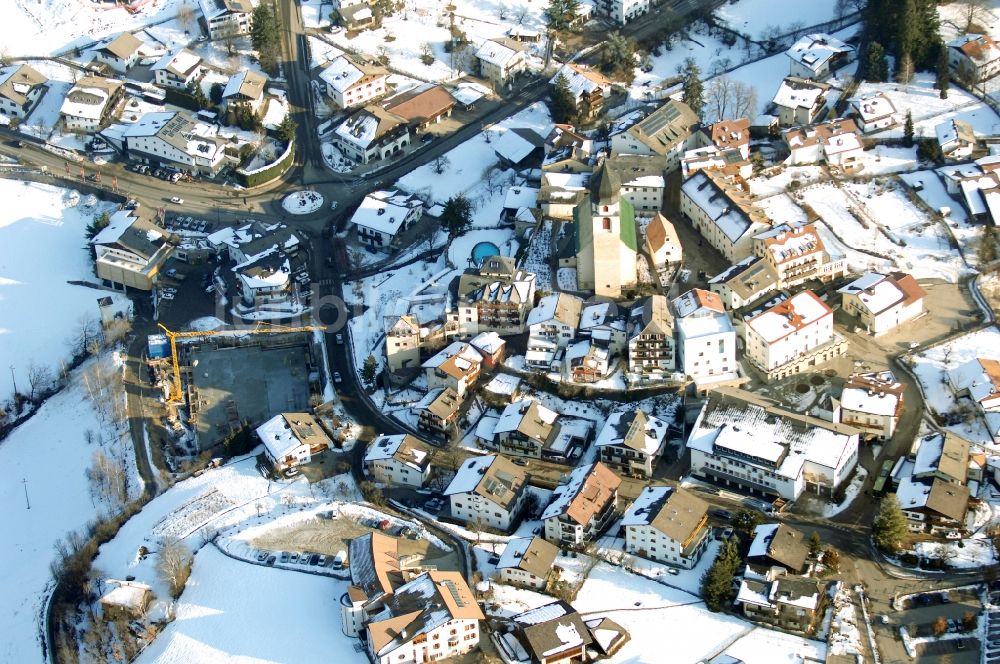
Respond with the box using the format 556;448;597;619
156;322;326;402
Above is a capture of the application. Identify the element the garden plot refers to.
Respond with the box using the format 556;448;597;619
909;326;1000;445
151;489;238;541
572;562;751;664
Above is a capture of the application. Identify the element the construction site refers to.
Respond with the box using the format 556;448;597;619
147;324;327;451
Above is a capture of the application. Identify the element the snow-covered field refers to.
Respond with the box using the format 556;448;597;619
135;546;360;664
0;356;137;664
715;0;843;38
914;537;997;569
717;627;827;664
0;180;130;399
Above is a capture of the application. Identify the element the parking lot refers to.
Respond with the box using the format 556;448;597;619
880;587;984;664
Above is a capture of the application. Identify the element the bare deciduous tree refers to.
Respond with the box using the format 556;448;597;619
432;154;451;174
70;313;101;357
157;537;194;599
958;0;991;31
87;448;128;514
704;76;758;122
26;361;51;402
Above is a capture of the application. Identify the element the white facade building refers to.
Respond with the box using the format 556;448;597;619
122;111;229;174
348;189;423;248
0;64;47;120
256;413;331;472
622;486;711;569
744;290;844;381
595;0;650;25
680;170;769;263
671;288;737;385
199;0;253;39
838;272;926;336
445;455;528;531
151;49;203;89
319;55;387;109
363;433;433;487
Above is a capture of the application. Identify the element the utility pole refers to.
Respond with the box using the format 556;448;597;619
22;478;30;510
9;364;17;395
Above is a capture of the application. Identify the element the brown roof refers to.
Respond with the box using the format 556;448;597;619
645;213;680;254
563;462;621;526
435;345;482;381
516;601;594;659
0;64;47;106
958;34;1000;62
939;433;970;484
625;99;699;155
691;288;725;314
890;272;927;306
384;85;455;124
349;531;402;599
282;412;332;451
783;118;861;150
752;523;809;573
649;488;709;548
706;117;750;151
566;63;612;87
474;455;528;510
506;536;559;578
635;294;673;337
101;33;142;60
926;478;970;522
423;387;462;420
762;224;825;265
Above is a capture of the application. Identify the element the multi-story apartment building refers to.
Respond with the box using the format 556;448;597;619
680;169;770;263
838;271;926;336
363;433;433;488
671;288;737;385
622;486;711;569
627;294;675;378
837;371;905;441
151;49;203;90
594;0;649;24
595;409;669;479
495;536;558;590
449;256;536;336
445;454;528;531
0;64;47;120
199;0;253;39
475;38;527;88
542;462;620;546
423;342;483;398
319;55;387;109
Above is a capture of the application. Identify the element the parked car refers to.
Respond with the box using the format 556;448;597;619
170;196;184;204
335;333;344;344
694;486;720;495
667;567;680;576
333;371;342;383
256;551;267;562
332;550;347;569
512;458;528;466
289;553;300;564
940;590;950;603
279;552;290;563
266;555;276;566
317;554;327;566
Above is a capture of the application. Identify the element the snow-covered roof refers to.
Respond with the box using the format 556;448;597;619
319;55;382;93
100;581;151;610
504;186;539;210
772;77;829;110
550;63;611;99
949;33;1000;64
151;49;201;77
475;37;525;67
495;128;545;164
450;82;489;107
349;189;423;237
746;290;831;344
841;385;899;417
444;454;525;510
528;292;582;329
223;69;266;101
364;433;430;472
484;373;522;396
60;78;120;120
837;272;925;315
786;33;853;74
541;462;620;524
594;410;668;456
335;106;406;150
851;93;896;123
255;412;329;461
680;170;765;244
936;118;976;151
495;399;559;438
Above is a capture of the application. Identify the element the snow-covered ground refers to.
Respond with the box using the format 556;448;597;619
281;190;325;215
913;537;997;569
0;355;138;664
0;180;130;399
715;627;827;664
715;0;843;39
135;546;360;664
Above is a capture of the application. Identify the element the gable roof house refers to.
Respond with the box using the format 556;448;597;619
772;76;831;127
151;49;203;90
475;37;528;88
850;92;897;134
895;476;970;535
60;75;125;132
542;462;620;546
384;84;455;131
627;294;675;379
0;63;48;120
447;256;537;336
837;371;905;441
948;33;1000;83
495;536;559;590
422;341;483;398
746;523;810;575
349;189;424;249
708;256;780;310
334;105;410;164
550;63;613;120
683;118;753;179
95;33;143;73
122;111;230;174
936;118;976;160
494;127;546;169
256;412;331;472
222;69;267;112
91;209;174;291
415;387;463;437
527;291;583;348
644;212;683;273
319;55;387;109
445;454;528;531
495;601;594;664
200;0;254;39
596;409;669;479
783;118;864;168
948;357;1000;442
736;573;826;634
680;169;769;263
753;222;846;288
911;431;970;486
364;433;434;488
335;1;376;32
622;486;710;568
610;99;699;172
838;271;926;336
99;580;153;622
786;33;855;80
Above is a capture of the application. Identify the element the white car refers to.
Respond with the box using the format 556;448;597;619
92;155;106;165
170;196;184;204
330;201;338;210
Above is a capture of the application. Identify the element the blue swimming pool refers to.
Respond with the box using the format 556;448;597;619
471;241;500;266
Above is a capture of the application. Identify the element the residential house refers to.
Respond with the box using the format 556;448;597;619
539;171;591;219
543;124;594;173
607;154;667;214
772;77;831;127
581;617;629;658
256;412;331;472
494;127;546;169
475;37;527;88
786;33;855;80
384;84;455;130
416;387;463;437
594;0;650;25
912;432;970;486
364;571;484;664
469;331;506;368
682;117;752;178
948;357;1000;442
495;536;559;590
232;250;307;320
542;462;620;546
479;399;591;463
91;209;173;291
364;433;433;488
736;573;825;633
423;341;483;398
496;601;594;664
222;69;267;113
687;387;860;500
783;119;864;167
936;118;976;160
596;409;669;478
610;99;699;172
95;33;142;73
948;33;1000;82
349;189;424;249
333;105;410;164
448;256;537;336
151;49;203;90
671;288;737;385
573;159;639;298
319;55;387;109
838;272;926;336
60;76;124;131
680;169;770;263
622;486;710;568
746;523;810;575
0;63;47;120
527;292;583;349
122;111;229;174
709;256;780;310
743;290;847;382
753;223;846;288
850;93;897;134
445;454;528;531
342;532;402;632
579;300;627;355
199;0;254;39
550;63;613;119
564;338;614;383
645;212;682;272
627;294;676;379
895;476;970;534
384;314;421;374
336;1;375;31
99;581;153;622
482;374;523;407
837;371;905;441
